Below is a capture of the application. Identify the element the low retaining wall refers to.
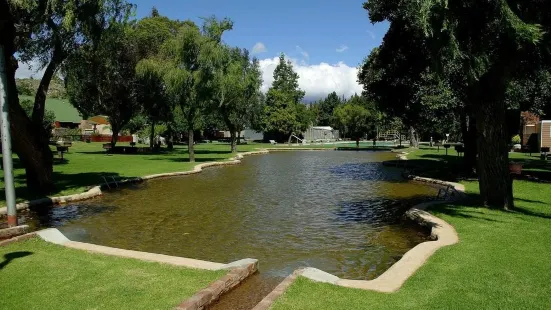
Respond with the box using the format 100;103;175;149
0;225;29;240
176;262;258;310
253;176;464;309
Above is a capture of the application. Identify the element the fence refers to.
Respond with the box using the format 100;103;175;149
51;135;133;143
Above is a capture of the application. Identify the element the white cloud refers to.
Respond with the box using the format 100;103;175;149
336;45;348;53
252;42;267;54
367;30;376;39
259;56;362;101
15;60;46;79
295;46;309;60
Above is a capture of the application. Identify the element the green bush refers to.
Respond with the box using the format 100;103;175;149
511;134;521;145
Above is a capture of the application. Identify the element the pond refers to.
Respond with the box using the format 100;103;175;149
26;151;438;309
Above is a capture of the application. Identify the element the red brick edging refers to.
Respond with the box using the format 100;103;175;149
175;261;259;310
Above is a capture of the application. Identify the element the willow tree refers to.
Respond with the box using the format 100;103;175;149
135;59;171;148
211;47;263;153
333;103;373;148
162;17;232;162
363;0;551;209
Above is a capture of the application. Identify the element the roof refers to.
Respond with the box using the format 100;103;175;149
88;115;110;125
20;95;83;123
311;126;334;131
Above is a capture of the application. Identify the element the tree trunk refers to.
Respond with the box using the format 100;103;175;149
149;121;155;148
32;57;59;126
230;131;237;153
409;126;419;148
461;111;478;175
356;138;360;148
188;129;195;162
111;127;119;148
1;11;55;195
237;129;242;145
476;93;514;209
288;132;293;146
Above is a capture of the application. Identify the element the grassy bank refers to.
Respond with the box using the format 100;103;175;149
396;146;551;181
0;238;225;310
0;141;364;206
272;180;551;309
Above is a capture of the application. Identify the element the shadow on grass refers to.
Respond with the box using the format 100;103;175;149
145;157;227;163
0;251;33;269
430;191;551;222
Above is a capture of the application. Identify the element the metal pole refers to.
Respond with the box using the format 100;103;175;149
0;45;17;227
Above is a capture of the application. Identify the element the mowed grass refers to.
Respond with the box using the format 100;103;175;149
0;238;225;310
0;141;363;206
272;180;551;309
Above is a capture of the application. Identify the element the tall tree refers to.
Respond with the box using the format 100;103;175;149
318;91;342;126
363;0;551;209
162;17;232;162
211;47;263;152
333;103;373;148
1;0;131;193
65;23;141;147
135;59;172;148
263;54;308;143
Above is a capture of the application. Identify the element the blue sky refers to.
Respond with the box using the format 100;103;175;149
17;0;388;100
132;0;387;67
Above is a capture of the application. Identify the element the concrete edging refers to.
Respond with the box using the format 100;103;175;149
253;176;464;309
299;178;463;292
252;269;305;310
176;261;259;310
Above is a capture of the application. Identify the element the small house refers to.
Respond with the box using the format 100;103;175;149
540;120;551;151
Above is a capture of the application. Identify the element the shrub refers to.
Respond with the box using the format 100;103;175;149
511;135;521;145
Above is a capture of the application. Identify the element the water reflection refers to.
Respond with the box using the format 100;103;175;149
23;151;438;309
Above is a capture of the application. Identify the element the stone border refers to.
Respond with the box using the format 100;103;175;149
252;269;305;310
252;176;464;308
176;262;258;310
298;176;463;293
0;225;29;240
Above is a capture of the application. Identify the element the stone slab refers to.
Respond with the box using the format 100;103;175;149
36;228;70;245
0;225;29;239
64;241;226;270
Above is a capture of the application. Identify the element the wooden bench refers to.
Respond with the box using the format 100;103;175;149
103;143;112;153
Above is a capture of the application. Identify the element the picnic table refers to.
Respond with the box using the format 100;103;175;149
56;146;69;160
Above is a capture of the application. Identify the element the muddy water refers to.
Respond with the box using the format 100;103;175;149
26;151;438;309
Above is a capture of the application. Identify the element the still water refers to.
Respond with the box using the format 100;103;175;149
27;151;438;309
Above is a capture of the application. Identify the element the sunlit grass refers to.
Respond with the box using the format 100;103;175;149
0;238;225;310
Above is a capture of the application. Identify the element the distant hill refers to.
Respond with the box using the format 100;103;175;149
16;77;66;99
19;95;82;123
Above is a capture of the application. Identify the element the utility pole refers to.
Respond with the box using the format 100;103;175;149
0;45;17;227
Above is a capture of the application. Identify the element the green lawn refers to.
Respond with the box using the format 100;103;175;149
273;180;551;309
0;238;225;310
395;145;551;181
0;141;364;206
